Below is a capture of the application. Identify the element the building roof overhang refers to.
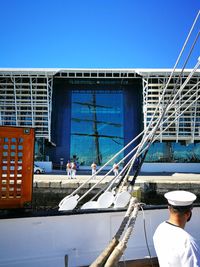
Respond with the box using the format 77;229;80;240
0;68;199;78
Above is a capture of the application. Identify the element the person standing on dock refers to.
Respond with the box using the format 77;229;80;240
113;162;119;177
66;160;71;179
71;162;77;179
91;162;97;178
153;190;200;267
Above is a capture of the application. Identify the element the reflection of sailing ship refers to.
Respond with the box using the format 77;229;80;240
165;142;173;162
92;93;101;165
72;92;123;165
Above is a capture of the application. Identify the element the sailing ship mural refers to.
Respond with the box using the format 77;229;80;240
70;90;124;166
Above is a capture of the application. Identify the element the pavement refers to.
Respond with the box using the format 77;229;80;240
136;172;200;183
34;170;200;183
33;171;200;189
32;171;200;204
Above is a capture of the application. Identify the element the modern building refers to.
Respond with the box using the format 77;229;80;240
0;68;200;172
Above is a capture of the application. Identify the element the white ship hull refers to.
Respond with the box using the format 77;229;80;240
0;206;199;267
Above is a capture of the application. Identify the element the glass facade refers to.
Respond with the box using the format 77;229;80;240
145;141;200;162
70;90;124;166
34;138;46;161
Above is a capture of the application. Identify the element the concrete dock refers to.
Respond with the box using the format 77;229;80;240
33;171;200;199
31;171;200;209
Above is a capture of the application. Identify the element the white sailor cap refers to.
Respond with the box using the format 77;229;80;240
164;190;196;207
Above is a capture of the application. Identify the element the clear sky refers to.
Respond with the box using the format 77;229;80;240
0;0;199;69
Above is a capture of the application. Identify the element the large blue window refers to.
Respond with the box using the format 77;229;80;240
70;90;124;166
145;141;200;162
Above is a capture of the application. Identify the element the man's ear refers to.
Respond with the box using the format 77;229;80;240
186;210;192;222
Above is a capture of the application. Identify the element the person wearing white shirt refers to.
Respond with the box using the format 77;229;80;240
66;160;71;179
113;162;119;177
91;162;97;178
153;190;200;267
71;162;77;179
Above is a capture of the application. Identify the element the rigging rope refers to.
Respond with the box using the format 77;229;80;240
59;64;200;210
86;10;200;267
58;22;200;261
104;203;140;267
89;197;138;267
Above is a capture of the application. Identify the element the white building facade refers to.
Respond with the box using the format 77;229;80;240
0;68;200;173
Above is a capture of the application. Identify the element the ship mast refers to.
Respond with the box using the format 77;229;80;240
92;92;101;165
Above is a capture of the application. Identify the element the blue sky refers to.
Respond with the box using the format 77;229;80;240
0;0;199;69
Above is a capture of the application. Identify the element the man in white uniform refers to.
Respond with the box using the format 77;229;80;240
153;190;200;267
91;162;97;178
71;162;77;179
113;162;119;177
66;160;71;179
